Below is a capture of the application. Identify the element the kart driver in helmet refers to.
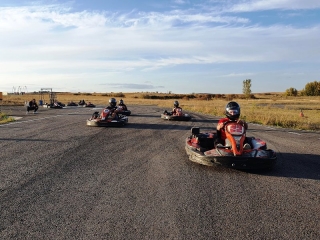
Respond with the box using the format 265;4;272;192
118;99;128;111
172;100;182;115
164;100;182;115
99;98;122;120
215;101;249;148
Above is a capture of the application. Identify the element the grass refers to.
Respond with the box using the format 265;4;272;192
1;92;320;131
0;112;15;124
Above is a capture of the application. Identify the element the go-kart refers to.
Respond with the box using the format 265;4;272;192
86;111;128;127
43;103;64;109
117;106;131;116
185;121;277;169
57;101;65;107
67;101;78;106
78;101;86;106
83;103;96;108
161;109;191;121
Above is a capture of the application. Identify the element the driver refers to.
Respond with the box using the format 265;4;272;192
99;98;121;120
215;101;249;148
118;99;128;111
164;100;182;115
172;100;182;115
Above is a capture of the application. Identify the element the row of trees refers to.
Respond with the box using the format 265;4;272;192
285;81;320;96
75;79;318;98
243;79;320;97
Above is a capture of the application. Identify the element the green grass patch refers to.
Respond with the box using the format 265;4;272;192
0;112;15;124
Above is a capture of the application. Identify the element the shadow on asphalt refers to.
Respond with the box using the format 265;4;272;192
130;114;162;118
125;122;191;131
185;151;320;181
244;152;320;180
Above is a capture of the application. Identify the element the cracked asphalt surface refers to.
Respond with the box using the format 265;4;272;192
1;105;319;239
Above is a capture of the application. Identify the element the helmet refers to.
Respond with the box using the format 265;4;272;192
119;99;124;105
109;98;117;107
174;100;179;108
225;101;240;120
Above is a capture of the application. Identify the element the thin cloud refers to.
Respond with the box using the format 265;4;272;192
227;0;320;12
172;0;187;5
220;73;255;78
105;83;164;89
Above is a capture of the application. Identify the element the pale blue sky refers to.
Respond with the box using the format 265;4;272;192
0;0;319;94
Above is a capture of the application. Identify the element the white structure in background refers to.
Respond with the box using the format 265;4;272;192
12;86;28;94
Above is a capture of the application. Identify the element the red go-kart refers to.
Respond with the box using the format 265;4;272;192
185;121;277;170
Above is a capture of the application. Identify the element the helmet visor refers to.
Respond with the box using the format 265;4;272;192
226;108;239;115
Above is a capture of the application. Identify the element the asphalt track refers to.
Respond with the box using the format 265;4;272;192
1;105;319;240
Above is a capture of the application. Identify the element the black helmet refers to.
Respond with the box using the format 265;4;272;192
119;99;124;105
174;100;179;107
109;98;117;107
225;101;240;120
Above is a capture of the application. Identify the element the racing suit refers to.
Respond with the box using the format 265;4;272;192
100;106;120;120
118;103;128;111
215;117;248;146
172;107;183;116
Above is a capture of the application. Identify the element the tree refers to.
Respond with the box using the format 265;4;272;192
285;87;298;96
242;79;252;98
303;81;320;96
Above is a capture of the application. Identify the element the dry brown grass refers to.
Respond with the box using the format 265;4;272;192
1;92;320;130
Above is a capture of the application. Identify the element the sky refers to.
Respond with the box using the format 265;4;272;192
0;0;319;94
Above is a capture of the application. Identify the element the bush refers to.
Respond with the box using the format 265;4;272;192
112;92;125;98
303;81;320;96
285;87;298;96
